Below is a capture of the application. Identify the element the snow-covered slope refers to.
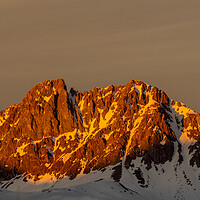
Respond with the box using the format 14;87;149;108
1;157;200;200
0;179;144;200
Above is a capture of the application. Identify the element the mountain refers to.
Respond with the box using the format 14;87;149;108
0;78;200;200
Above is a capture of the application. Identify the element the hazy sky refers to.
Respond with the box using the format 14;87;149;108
0;0;200;112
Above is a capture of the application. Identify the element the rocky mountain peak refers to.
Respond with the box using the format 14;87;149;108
0;79;199;184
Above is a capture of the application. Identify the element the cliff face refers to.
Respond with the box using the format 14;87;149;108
0;79;199;182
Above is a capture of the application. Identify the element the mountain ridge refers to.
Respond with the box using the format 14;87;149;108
0;78;200;199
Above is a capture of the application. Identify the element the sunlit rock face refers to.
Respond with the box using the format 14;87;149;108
0;79;199;181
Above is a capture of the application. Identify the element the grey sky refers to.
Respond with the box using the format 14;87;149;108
0;0;200;112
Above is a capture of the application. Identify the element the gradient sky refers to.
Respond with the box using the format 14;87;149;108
0;0;200;112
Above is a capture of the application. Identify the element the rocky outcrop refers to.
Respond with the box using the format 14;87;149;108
0;79;199;182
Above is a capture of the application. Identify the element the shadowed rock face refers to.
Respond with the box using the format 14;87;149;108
0;79;199;181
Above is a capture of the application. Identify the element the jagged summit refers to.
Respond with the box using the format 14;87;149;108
0;79;200;199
